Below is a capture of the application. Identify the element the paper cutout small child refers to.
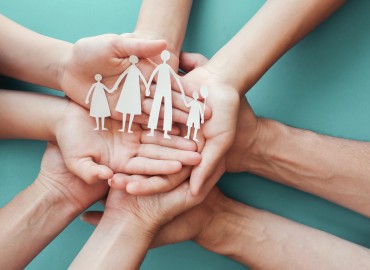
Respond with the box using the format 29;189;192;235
85;74;113;130
146;50;185;139
183;87;208;142
111;55;147;133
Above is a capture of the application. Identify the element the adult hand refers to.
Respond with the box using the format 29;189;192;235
58;34;166;124
81;187;239;256
178;53;240;195
55;100;201;185
36;143;109;213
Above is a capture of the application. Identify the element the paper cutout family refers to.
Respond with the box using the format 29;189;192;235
85;50;208;141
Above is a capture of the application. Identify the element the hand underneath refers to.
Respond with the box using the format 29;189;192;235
36;143;108;213
54;100;201;185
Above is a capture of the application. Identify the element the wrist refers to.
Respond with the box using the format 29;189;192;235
243;118;290;174
34;172;82;218
55;42;73;91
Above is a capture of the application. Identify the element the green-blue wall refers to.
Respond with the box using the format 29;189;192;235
0;1;369;269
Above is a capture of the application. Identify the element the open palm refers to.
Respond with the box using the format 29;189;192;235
55;100;201;184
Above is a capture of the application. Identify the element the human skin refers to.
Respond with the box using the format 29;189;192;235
0;143;108;269
83;187;370;270
69;172;221;270
135;51;370;217
174;0;348;194
0;90;201;184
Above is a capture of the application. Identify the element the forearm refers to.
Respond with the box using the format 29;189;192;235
0;179;78;269
204;0;346;94
245;119;370;217
134;0;192;58
0;15;71;90
0;90;67;140
70;212;154;270
214;199;370;269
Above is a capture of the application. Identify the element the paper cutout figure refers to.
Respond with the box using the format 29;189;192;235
146;50;186;139
85;74;113;130
112;55;147;133
183;89;207;142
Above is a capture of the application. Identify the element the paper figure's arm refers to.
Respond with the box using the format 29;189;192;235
0;14;72;91
146;67;159;96
134;0;192;59
111;68;130;92
138;69;149;89
202;0;346;95
169;67;186;97
85;84;95;103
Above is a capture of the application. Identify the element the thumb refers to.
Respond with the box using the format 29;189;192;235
114;36;167;59
66;157;113;184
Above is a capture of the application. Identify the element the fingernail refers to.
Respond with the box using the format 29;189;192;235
108;178;113;186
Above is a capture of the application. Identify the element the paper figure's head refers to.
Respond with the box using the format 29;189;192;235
192;91;199;100
161;50;170;62
129;55;139;64
95;74;102;81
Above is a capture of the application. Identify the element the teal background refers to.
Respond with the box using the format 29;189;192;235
1;0;370;269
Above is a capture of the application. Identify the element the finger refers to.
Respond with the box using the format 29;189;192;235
138;144;201;166
142;97;189;124
189;139;229;195
122;157;182;175
81;211;103;227
67;157;113;184
108;173;131;189
126;167;192;196
113;37;167;59
179;52;209;72
141;130;198;151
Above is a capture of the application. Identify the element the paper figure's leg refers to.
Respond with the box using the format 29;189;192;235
147;94;163;136
119;114;127;132
184;126;191;139
147;129;155;137
94;117;99;130
128;114;134;133
193;128;199;142
164;130;171;139
102;117;108;130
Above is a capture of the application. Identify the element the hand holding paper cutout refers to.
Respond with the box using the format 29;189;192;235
59;34;166;122
179;53;240;195
55;100;201;185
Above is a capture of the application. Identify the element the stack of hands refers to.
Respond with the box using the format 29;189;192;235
1;0;370;269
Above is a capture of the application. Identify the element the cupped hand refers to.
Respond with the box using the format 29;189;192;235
178;53;240;195
55;100;201;185
59;34;166;123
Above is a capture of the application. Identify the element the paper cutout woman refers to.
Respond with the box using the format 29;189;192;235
85;74;113;130
146;50;185;139
112;55;147;133
183;91;205;142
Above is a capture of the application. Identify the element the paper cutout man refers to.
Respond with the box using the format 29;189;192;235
85;74;113;130
146;50;185;139
112;55;147;133
183;90;206;142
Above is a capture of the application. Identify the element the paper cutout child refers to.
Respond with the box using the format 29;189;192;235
85;74;113;130
146;50;185;139
183;91;205;142
112;55;147;133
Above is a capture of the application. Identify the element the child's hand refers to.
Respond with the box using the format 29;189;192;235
55;100;201;185
58;34;166;124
